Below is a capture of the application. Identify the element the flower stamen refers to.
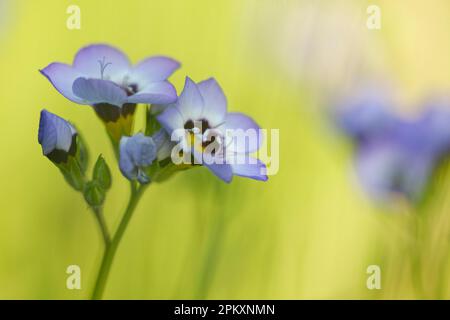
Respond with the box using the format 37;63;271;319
98;56;112;80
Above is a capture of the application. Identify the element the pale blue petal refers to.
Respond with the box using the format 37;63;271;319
73;44;130;80
418;105;450;154
204;162;233;183
157;104;185;133
356;141;433;202
126;81;177;105
194;149;233;183
197;78;227;127
40;63;86;104
125;133;157;167
337;90;395;142
177;77;204;120
72;77;127;107
129;56;180;87
230;155;268;181
38;109;75;155
119;133;157;183
151;129;173;160
119;137;137;180
220;112;262;153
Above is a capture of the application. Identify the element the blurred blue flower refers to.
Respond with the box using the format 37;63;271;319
157;77;267;183
119;133;158;184
337;88;396;143
38;109;77;163
338;95;450;202
40;44;179;112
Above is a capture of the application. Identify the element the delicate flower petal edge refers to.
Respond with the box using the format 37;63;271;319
197;77;227;127
72;77;127;107
127;81;178;105
73;44;131;79
230;156;268;181
40;63;87;104
119;137;137;181
177;77;205;120
200;155;233;183
119;134;157;183
38;109;75;155
220;112;262;153
157;104;185;133
131;56;180;84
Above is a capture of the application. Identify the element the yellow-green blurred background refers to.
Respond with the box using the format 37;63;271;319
0;0;449;299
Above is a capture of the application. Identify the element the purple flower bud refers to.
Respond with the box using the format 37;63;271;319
38;109;77;163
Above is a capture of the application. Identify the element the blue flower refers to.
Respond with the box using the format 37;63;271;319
337;88;397;143
38;109;77;163
40;44;180;109
339;95;450;202
119;133;158;184
355;131;435;202
157;77;267;183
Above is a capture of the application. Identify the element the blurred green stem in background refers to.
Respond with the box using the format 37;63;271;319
433;165;450;299
194;183;231;299
410;212;425;299
91;182;148;299
194;206;227;299
436;234;450;299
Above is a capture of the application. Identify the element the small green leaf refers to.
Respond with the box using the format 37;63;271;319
83;181;105;207
93;155;112;190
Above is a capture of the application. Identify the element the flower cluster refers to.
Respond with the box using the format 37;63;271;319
37;44;268;300
38;44;268;186
337;91;450;203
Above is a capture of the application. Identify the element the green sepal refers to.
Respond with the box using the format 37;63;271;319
51;131;88;192
75;133;89;174
93;155;112;190
83;181;106;208
57;156;86;191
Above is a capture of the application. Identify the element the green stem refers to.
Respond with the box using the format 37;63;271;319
91;182;147;300
107;134;120;162
194;212;226;299
410;213;426;299
436;235;450;299
194;183;229;299
93;207;111;245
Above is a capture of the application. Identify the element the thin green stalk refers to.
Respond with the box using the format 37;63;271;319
194;183;230;300
91;182;147;300
107;134;120;161
194;210;226;299
433;164;450;299
92;207;111;245
410;213;426;299
436;234;450;299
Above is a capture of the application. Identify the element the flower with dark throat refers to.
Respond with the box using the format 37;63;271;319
40;44;180;142
157;77;268;183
